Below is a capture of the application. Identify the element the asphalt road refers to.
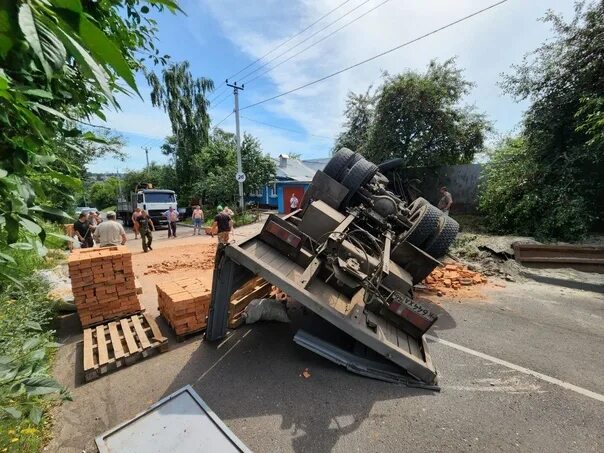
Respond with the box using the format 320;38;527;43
48;245;604;452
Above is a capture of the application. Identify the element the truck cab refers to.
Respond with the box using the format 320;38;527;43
137;189;177;226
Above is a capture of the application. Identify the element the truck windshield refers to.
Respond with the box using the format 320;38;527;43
144;192;175;203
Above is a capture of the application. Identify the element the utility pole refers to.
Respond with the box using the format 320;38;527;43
226;79;245;210
142;146;150;174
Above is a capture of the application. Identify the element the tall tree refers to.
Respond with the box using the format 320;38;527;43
145;62;213;198
481;1;604;240
333;88;375;155
362;59;488;165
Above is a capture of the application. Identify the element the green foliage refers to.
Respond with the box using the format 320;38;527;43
121;163;177;195
192;130;276;206
145;61;214;199
0;274;69;451
88;177;121;210
335;60;489;166
482;1;603;240
0;0;179;283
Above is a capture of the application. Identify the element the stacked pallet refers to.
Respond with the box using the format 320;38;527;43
156;277;211;337
228;277;273;328
68;246;142;327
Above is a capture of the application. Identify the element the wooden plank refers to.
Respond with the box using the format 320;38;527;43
132;315;151;349
120;318;140;354
83;328;95;371
108;322;125;360
407;335;422;359
143;313;167;343
96;325;109;366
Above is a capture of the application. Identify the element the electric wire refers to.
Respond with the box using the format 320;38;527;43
240;115;334;140
211;0;355;99
239;0;374;82
241;0;508;111
245;0;393;85
213;111;234;128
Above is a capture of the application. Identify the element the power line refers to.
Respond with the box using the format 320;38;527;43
246;0;393;85
228;0;355;81
239;0;373;83
242;0;508;111
209;86;230;104
211;91;232;109
213;111;234;128
210;0;354;101
241;115;334;140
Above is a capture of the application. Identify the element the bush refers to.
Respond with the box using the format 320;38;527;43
479;137;594;241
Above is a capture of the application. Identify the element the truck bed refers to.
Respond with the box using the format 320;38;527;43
222;236;437;384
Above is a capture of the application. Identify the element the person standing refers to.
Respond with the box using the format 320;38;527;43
289;193;299;212
438;186;453;216
213;208;234;245
93;211;127;247
73;213;93;248
192;205;204;236
163;206;178;238
138;210;155;252
132;207;142;240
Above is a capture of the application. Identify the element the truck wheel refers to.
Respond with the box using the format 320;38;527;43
323;148;354;180
424;216;459;258
405;204;441;247
408;197;429;214
340;159;378;204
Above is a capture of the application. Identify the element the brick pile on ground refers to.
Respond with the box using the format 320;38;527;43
156;277;211;336
144;248;216;275
423;263;488;296
68;246;142;327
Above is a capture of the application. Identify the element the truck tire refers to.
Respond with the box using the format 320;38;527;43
323;148;354;180
424;216;459;258
405;204;441;247
340;159;378;204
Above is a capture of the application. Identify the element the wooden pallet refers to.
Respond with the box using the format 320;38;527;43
228;278;272;329
83;313;168;382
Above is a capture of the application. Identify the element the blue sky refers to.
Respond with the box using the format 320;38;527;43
89;0;575;173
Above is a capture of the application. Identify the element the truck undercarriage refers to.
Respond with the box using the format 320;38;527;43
207;149;459;386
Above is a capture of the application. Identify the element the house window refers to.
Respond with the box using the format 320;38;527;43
250;187;263;197
269;183;277;197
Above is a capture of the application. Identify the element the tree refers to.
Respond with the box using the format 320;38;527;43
481;1;603;240
121;163;177;195
0;0;179;281
192;130;275;206
333;88;375;155
342;59;489;166
145;61;214;198
88;178;121;209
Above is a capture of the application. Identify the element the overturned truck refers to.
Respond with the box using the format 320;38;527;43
207;149;459;386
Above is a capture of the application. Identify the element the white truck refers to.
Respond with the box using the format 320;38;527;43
117;183;177;228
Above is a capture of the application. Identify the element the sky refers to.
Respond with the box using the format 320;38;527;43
89;0;576;173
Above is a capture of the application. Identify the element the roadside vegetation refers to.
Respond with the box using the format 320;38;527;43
480;2;603;241
0;0;181;448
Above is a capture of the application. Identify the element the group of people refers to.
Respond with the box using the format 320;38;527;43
73;210;103;248
73;210;128;249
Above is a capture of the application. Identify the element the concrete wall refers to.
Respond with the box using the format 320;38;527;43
405;164;483;214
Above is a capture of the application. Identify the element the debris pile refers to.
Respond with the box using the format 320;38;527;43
156;277;211;336
422;263;488;297
68;246;142;327
144;249;215;275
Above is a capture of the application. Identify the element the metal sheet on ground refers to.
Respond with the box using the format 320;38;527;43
95;385;251;453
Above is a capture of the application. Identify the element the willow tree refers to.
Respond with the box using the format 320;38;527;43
145;62;213;199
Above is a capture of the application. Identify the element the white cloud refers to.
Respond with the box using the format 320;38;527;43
201;0;576;154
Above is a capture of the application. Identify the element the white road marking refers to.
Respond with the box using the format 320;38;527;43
195;330;252;383
426;335;604;403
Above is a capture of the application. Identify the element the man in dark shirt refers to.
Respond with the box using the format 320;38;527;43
138;210;155;253
213;208;233;244
73;213;93;248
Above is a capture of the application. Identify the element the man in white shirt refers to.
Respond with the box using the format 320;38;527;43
163;206;179;238
93;211;127;247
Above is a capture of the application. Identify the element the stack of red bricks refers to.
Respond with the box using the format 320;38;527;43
156;277;211;336
68;246;142;327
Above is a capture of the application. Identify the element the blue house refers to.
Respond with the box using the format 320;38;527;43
246;155;319;214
